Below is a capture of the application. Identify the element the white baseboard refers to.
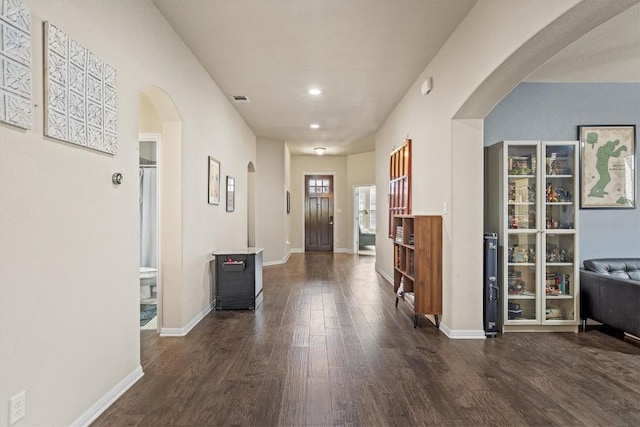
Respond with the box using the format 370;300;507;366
263;248;301;266
376;265;484;339
439;322;486;339
71;365;144;427
376;265;393;284
160;302;213;337
334;247;352;254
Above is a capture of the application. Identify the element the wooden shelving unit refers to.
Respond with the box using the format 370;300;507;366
388;139;411;238
393;215;442;328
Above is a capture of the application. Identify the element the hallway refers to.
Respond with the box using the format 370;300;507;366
94;253;640;426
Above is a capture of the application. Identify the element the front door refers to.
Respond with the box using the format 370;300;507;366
305;175;334;252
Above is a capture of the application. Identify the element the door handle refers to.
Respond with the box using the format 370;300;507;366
329;216;334;225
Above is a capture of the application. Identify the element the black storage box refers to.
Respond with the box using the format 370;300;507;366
211;248;263;310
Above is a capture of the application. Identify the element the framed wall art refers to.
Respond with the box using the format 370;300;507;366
44;21;118;154
226;176;235;212
0;0;32;129
208;156;220;205
578;125;636;209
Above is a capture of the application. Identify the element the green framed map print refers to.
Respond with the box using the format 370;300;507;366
579;125;636;209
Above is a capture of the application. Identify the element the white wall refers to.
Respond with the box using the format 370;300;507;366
0;0;255;425
256;137;286;263
347;151;376;248
375;0;593;336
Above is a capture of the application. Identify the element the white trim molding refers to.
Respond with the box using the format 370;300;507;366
334;247;352;254
160;302;213;337
71;365;143;427
377;265;485;339
376;264;393;284
439;322;486;339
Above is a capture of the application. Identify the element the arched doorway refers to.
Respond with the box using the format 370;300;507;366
138;87;182;334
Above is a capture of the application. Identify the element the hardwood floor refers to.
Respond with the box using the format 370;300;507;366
94;253;640;426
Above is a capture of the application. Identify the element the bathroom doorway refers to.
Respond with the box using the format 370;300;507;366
139;135;160;331
354;185;376;256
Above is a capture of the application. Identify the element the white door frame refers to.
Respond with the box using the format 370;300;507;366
300;172;337;252
353;184;376;254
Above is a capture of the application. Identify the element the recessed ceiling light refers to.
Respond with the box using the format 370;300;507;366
310;123;320;129
308;88;322;95
314;147;326;155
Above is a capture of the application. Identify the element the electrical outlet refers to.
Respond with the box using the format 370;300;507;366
9;391;25;425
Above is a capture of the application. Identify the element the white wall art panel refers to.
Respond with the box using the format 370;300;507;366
44;22;117;154
0;0;31;129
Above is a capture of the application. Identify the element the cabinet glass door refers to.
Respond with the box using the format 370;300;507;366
542;142;577;323
506;143;539;323
506;233;538;322
507;144;538;230
543;143;576;231
543;233;576;322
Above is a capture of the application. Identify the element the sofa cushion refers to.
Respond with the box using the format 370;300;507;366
583;258;640;281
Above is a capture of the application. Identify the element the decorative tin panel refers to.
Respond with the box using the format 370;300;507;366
44;22;117;154
0;0;31;129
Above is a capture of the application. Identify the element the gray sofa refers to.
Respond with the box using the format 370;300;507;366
359;225;375;246
580;258;640;338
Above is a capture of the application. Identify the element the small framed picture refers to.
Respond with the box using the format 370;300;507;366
578;125;636;209
208;156;221;205
226;176;235;212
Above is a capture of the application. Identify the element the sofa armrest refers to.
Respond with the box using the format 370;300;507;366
580;269;640;337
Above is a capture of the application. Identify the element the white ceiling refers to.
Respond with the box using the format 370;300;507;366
152;1;640;156
526;2;640;82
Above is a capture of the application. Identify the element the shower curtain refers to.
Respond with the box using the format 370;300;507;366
140;167;157;268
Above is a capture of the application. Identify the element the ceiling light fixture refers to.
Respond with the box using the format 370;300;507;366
314;147;326;155
310;123;320;129
308;88;322;95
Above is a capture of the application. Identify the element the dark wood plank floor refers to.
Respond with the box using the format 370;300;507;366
94;253;640;426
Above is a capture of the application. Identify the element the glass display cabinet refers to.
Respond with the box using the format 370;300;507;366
487;141;579;332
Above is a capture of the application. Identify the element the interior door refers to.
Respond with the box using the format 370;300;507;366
305;175;334;252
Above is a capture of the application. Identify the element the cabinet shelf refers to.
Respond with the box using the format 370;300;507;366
508;295;536;300
394;267;415;281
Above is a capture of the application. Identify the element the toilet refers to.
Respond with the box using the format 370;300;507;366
140;267;157;301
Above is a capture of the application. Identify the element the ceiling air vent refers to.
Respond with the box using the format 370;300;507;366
231;95;250;103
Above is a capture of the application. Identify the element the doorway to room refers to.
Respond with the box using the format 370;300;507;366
354;185;376;255
304;175;334;252
139;135;160;331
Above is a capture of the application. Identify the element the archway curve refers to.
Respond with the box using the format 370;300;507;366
139;86;183;334
443;1;638;335
454;1;637;120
